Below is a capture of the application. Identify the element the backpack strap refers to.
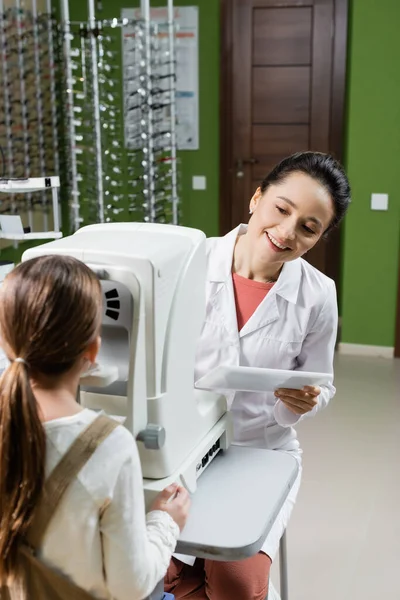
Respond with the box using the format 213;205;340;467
26;414;119;551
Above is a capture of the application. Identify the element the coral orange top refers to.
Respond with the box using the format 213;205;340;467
232;273;275;331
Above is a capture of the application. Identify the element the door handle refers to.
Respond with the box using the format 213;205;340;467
235;158;259;178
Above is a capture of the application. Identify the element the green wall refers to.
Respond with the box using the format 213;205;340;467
342;0;400;346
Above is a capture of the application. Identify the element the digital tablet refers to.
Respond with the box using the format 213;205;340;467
195;365;332;393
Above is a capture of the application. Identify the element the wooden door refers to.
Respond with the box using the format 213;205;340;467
220;0;348;280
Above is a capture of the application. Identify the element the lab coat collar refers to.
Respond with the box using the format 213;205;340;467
208;224;244;283
208;224;302;304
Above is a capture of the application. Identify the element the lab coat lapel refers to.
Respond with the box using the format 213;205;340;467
239;260;302;338
239;291;280;338
209;278;239;344
207;225;245;344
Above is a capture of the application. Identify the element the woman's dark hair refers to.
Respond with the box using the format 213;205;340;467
260;151;351;232
0;255;102;584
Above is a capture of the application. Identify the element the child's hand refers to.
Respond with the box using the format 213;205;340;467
151;483;191;531
274;385;320;415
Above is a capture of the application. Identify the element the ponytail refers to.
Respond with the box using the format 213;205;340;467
0;361;45;584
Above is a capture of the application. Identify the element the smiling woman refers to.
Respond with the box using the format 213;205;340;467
165;152;351;600
238;172;334;279
236;152;351;284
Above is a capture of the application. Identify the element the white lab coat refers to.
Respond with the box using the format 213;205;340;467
184;224;338;562
195;224;338;454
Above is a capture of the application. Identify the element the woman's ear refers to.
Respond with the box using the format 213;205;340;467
249;187;262;213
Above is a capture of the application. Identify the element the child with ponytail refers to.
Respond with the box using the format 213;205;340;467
0;255;189;599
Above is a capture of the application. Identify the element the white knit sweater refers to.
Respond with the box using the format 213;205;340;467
40;408;179;600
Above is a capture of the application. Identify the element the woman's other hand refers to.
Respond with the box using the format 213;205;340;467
274;385;320;415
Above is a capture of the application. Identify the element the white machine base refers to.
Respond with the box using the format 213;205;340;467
143;413;233;508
